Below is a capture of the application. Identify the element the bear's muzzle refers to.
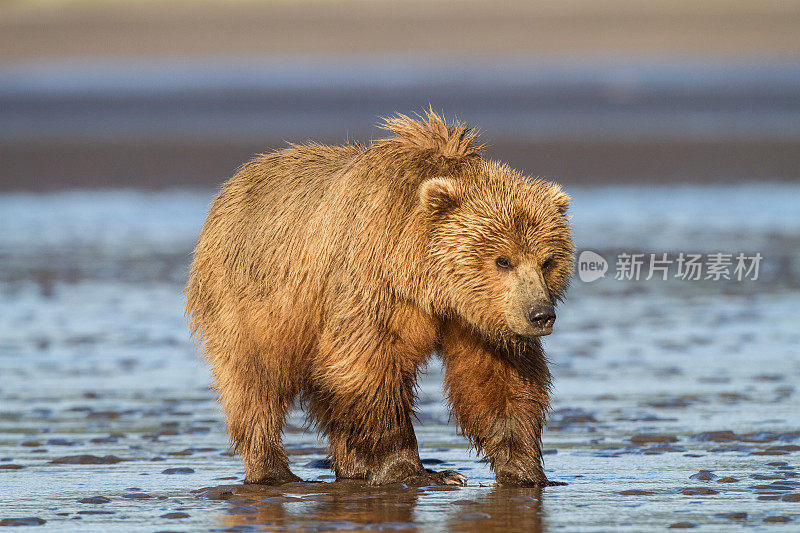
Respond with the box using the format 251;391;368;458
527;302;556;336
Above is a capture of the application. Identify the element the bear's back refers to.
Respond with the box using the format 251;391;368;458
191;144;363;298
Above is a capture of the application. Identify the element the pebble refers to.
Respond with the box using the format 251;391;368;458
764;516;791;523
305;459;333;469
691;431;739;442
161;467;195;474
689;470;717;481
122;493;152;500
78;496;111;504
0;518;46;526
630;434;678;445
680;487;718;495
50;455;126;465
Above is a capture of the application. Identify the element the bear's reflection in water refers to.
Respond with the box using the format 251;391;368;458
196;481;543;531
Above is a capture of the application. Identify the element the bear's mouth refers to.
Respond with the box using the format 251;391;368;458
510;321;555;341
514;331;550;346
531;324;555;337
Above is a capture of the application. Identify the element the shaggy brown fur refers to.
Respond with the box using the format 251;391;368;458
185;110;573;486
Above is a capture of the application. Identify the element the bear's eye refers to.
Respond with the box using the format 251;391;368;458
495;256;514;271
541;257;554;271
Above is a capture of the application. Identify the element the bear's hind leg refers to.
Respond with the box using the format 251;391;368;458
211;343;301;485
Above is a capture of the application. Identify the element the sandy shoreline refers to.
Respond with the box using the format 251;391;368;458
2;0;800;62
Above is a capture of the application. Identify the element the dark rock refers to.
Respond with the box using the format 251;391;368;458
715;512;747;519
87;411;120;419
648;396;698;409
46;439;79;446
691;431;740;442
546;408;598;430
680;487;718;495
764;516;791;523
305;459;332;468
162;468;195;475
751;474;783;480
78;496;111;504
689;470;717;481
766;445;800;452
50;455;126;465
122;493;152;500
0;518;46;526
631;434;678;445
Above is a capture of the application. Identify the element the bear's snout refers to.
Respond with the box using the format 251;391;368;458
527;302;556;335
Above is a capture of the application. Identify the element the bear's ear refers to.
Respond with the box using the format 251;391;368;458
550;185;570;215
419;178;460;215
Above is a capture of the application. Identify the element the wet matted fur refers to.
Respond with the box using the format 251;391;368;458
185;110;574;486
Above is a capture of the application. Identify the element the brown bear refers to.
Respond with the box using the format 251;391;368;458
185;110;573;487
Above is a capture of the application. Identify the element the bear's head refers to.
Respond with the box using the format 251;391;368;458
381;110;574;342
419;163;573;341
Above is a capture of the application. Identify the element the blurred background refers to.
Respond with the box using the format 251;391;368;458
2;1;800;531
2;0;799;189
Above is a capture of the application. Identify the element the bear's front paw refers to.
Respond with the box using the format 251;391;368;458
423;469;469;486
369;458;468;486
391;469;468;487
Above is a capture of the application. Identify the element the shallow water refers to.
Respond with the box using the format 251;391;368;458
1;184;799;530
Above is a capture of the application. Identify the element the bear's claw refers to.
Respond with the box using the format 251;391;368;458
380;468;468;487
423;469;468;487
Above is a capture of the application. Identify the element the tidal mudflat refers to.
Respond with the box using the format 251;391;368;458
1;184;798;531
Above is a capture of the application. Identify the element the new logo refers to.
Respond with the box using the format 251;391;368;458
578;250;607;282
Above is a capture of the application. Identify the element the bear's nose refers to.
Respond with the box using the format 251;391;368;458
527;303;556;330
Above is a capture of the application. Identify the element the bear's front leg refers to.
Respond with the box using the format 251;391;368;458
310;300;466;487
440;321;558;486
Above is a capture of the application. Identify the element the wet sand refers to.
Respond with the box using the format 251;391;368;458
2;0;799;61
1;185;798;530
